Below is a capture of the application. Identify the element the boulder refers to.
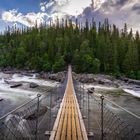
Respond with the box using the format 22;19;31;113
23;73;33;77
88;87;95;94
98;80;105;85
76;74;96;83
29;83;39;88
10;83;22;88
118;77;140;85
24;106;48;120
48;72;65;82
0;98;4;101
128;79;140;85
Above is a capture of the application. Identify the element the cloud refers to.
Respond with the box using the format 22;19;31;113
0;0;114;28
2;9;49;27
0;0;140;33
132;3;140;14
40;1;55;12
41;0;92;17
100;0;130;14
71;0;140;33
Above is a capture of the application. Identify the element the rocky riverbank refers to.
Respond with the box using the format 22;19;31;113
1;68;140;85
0;68;140;99
73;73;140;86
0;68;66;82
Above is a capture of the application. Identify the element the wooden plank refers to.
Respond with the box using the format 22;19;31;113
70;68;88;140
74;103;83;140
73;89;88;140
55;104;66;140
67;97;72;140
72;99;77;140
49;78;68;140
49;99;65;139
61;100;68;139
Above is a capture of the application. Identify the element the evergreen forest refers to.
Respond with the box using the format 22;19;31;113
0;19;140;79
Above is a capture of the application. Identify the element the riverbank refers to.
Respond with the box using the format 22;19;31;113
73;72;140;98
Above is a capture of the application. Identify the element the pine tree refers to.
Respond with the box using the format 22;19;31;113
123;42;139;73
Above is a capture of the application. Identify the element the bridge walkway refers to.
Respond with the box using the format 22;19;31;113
49;66;88;140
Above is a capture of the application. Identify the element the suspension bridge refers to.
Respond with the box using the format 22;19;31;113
0;66;140;140
49;65;88;140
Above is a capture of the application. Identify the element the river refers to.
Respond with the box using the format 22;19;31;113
0;72;59;117
0;72;140;132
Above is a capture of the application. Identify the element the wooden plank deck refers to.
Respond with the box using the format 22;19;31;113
49;66;88;140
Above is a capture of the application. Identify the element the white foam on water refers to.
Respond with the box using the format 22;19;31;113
32;74;36;78
84;83;140;98
0;86;36;101
0;78;5;84
123;89;140;98
0;73;59;103
0;75;35;101
11;74;59;87
83;84;117;90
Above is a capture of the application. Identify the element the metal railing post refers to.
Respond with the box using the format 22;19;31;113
35;94;41;140
100;95;104;140
80;82;82;109
83;83;84;111
50;89;52;131
88;92;89;133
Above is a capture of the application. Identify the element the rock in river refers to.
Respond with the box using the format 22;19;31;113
24;106;48;120
88;87;95;94
10;83;22;88
29;82;39;88
0;98;4;101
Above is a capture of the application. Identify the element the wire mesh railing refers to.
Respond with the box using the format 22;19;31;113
74;81;140;140
0;79;66;140
0;95;41;140
97;96;139;140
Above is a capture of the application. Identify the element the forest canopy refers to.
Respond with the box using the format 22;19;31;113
0;19;140;79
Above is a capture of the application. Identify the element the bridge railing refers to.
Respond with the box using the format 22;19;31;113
0;79;66;140
96;95;140;140
0;94;41;140
75;81;140;140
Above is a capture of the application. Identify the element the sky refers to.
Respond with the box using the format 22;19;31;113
0;0;40;13
0;0;140;33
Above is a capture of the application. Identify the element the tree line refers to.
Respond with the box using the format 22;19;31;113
0;19;139;79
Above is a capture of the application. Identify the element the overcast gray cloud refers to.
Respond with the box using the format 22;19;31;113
101;0;129;11
132;3;140;14
94;0;140;32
